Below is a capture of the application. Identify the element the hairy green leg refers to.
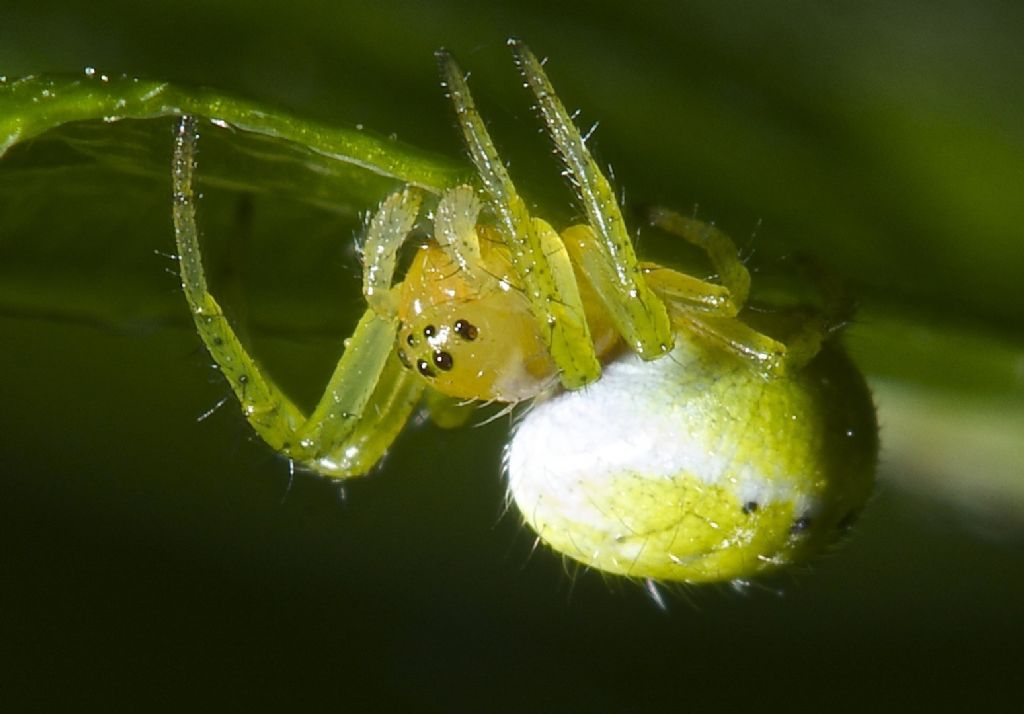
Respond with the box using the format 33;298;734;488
362;188;424;318
291;310;424;476
647;208;847;375
675;312;788;377
648;208;751;308
640;262;738;315
436;50;601;390
646;264;790;377
172;116;422;478
558;221;739;317
173;115;306;449
433;184;490;286
561;220;784;373
510;39;672;360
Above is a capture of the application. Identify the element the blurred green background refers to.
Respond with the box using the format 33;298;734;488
1;0;1022;709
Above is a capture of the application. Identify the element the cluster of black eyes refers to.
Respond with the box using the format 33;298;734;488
402;318;479;379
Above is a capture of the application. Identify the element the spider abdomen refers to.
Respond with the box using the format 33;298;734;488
506;330;877;583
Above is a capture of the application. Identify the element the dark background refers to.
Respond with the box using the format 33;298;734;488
1;1;1022;709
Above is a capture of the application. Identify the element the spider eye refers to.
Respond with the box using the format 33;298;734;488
454;318;478;341
416;359;436;378
433;350;454;371
423;324;437;338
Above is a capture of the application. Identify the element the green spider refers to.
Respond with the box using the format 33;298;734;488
171;40;877;584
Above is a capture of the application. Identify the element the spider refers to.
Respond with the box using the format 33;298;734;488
171;40;877;584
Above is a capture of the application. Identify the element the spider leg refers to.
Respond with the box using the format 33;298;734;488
558;220;739;318
646;209;848;375
639;261;739;316
362;187;423;318
648;208;751;309
433;184;489;284
292;308;424;476
303;185;426;474
173;116;306;450
674;312;788;377
437;50;600;390
173;116;422;478
510;39;673;360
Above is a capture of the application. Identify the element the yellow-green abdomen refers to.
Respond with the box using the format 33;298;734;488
505;331;877;583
